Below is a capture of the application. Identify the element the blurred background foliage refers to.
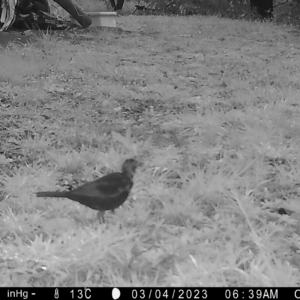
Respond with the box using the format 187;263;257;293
97;0;300;24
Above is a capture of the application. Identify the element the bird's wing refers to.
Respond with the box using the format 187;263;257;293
70;173;132;198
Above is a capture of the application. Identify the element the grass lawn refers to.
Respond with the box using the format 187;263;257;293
1;15;300;286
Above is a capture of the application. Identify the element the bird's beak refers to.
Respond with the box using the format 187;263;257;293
132;157;143;167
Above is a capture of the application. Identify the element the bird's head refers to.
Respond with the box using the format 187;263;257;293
121;159;141;178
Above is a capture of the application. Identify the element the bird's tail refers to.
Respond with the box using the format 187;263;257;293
36;191;68;198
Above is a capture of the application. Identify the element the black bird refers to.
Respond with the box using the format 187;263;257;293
36;159;140;223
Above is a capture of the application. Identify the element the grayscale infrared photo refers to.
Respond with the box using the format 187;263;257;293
0;0;300;290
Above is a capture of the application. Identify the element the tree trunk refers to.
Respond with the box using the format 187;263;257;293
53;0;92;28
109;0;124;10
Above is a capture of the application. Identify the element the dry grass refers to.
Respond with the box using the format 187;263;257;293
1;15;300;286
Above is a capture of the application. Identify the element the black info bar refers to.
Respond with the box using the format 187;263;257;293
0;287;298;300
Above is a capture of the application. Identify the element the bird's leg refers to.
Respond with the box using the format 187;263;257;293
97;211;105;224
